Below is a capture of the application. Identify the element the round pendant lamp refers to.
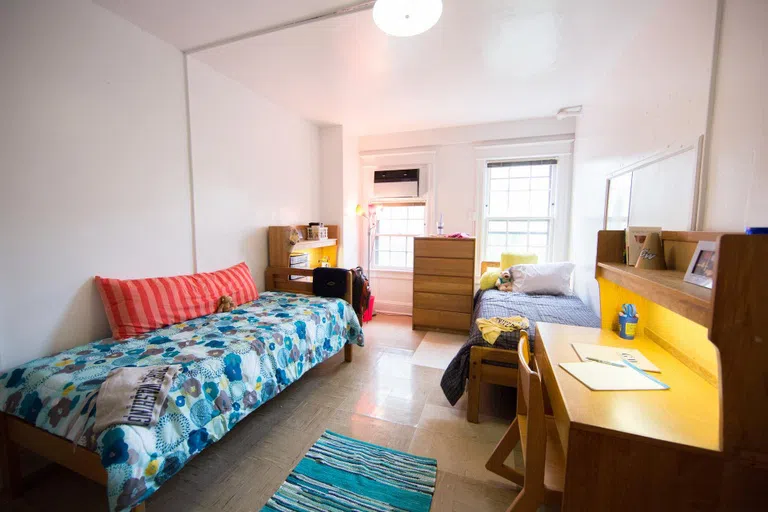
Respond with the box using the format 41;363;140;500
373;0;443;37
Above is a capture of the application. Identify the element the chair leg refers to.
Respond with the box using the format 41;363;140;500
506;488;542;512
0;414;23;500
467;347;482;423
486;418;524;487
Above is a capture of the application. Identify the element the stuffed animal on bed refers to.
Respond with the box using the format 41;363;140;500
495;270;514;292
216;295;236;313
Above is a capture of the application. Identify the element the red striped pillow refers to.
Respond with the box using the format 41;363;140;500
96;262;259;340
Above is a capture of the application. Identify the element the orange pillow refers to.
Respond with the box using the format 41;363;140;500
96;262;258;340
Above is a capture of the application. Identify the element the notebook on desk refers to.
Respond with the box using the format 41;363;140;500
560;360;669;391
571;343;661;373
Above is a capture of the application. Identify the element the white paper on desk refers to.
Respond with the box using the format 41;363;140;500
559;362;668;391
571;343;661;373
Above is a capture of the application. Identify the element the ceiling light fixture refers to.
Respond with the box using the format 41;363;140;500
373;0;443;37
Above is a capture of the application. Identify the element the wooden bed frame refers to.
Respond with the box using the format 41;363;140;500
467;261;519;423
0;266;356;510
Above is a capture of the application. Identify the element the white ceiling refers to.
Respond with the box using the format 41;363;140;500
95;0;662;135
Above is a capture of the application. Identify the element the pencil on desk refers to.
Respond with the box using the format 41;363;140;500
585;356;625;367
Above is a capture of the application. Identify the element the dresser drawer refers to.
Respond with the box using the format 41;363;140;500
413;308;472;332
414;238;475;259
414;257;474;277
414;292;473;313
413;274;474;295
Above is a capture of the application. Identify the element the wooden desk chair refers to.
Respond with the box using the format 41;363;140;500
485;331;565;512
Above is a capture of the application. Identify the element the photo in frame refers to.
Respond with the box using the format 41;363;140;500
684;241;717;289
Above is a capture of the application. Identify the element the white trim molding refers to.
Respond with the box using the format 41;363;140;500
374;300;413;316
371;269;414;280
360;146;438;159
359;150;436;287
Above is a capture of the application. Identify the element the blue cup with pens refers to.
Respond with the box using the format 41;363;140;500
618;303;638;340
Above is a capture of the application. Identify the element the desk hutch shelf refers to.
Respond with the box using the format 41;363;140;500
267;225;339;268
595;262;712;327
265;224;339;296
291;238;337;251
595;230;718;327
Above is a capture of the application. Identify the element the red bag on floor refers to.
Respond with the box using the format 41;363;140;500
363;295;375;323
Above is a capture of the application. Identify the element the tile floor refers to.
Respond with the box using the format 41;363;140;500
410;331;468;370
6;314;526;512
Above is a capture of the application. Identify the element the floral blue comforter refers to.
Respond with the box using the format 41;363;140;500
0;292;363;511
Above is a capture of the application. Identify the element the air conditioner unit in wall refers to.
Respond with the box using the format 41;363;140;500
373;169;419;198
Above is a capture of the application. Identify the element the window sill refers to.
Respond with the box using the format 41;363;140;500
370;268;414;280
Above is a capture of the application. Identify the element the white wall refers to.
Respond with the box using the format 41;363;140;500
703;0;768;231
187;58;320;289
570;0;718;312
318;126;361;269
341;133;361;269
0;0;193;370
358;118;576;314
0;2;325;372
319;126;344;227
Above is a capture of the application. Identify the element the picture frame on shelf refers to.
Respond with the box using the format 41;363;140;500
684;240;717;289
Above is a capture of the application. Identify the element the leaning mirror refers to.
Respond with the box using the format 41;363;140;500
603;137;703;231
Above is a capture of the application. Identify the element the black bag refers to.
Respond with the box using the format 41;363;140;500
351;266;371;322
312;267;349;300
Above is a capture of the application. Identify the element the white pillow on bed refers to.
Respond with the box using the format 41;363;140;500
509;262;575;295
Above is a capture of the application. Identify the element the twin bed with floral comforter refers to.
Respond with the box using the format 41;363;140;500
0;292;363;511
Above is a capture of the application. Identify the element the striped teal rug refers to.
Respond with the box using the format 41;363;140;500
262;430;437;512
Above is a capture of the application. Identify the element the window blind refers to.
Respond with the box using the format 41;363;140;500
487;159;558;168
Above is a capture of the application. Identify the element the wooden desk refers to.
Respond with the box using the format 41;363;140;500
534;322;724;511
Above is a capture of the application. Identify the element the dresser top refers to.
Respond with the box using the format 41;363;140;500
415;236;475;241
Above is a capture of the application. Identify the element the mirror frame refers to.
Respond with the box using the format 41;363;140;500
602;135;704;231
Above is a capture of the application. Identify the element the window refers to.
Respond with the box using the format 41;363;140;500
374;203;426;269
483;159;557;263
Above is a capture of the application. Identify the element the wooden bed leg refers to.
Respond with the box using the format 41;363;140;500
467;347;482;423
344;344;353;362
0;414;23;500
131;503;146;512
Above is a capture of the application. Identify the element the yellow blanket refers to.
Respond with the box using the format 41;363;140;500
475;316;530;345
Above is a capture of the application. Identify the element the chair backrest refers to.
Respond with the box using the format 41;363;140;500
517;331;547;493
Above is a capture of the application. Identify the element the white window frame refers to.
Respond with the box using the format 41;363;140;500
480;157;560;261
371;200;427;271
360;153;434;277
474;137;574;275
481;159;557;263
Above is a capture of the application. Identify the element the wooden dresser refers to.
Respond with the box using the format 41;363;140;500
412;237;476;333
